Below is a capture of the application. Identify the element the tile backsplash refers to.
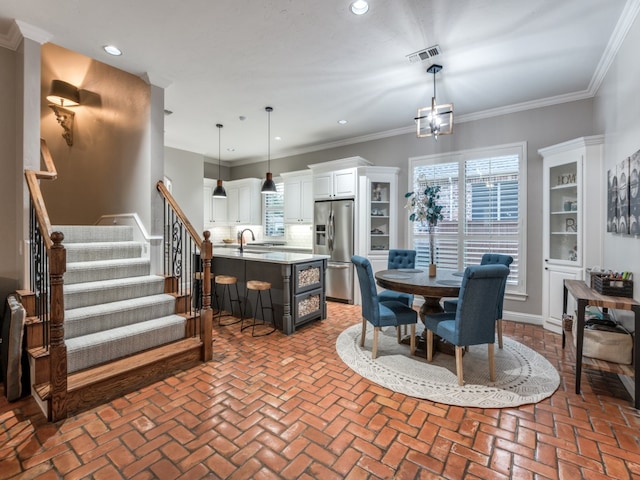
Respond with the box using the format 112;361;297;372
207;224;312;249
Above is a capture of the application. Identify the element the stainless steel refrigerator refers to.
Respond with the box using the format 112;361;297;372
313;199;354;303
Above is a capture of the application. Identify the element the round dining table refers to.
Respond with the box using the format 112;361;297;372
375;267;463;355
374;267;463;319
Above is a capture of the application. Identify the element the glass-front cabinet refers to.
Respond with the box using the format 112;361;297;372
370;181;391;252
546;161;580;265
357;167;399;281
539;136;603;333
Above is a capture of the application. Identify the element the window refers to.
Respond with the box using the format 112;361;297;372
408;142;527;295
263;182;285;239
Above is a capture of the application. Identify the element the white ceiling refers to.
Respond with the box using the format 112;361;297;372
0;0;634;164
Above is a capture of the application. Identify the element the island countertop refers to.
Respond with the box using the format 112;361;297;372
213;248;329;265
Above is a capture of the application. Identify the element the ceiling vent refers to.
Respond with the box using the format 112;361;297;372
406;44;441;64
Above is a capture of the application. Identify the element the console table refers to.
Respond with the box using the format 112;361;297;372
562;279;640;409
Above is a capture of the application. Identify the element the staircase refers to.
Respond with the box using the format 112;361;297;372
27;224;204;417
59;225;187;373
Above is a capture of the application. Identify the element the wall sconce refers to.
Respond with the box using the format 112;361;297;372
46;80;80;146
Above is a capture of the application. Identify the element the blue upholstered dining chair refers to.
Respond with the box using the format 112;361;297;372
443;253;513;348
351;255;417;359
377;249;417;307
424;264;510;385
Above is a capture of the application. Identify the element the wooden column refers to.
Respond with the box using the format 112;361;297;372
49;232;67;422
201;231;213;361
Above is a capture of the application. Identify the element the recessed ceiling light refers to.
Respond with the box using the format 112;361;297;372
275;136;282;141
338;119;348;125
103;45;122;56
350;1;369;15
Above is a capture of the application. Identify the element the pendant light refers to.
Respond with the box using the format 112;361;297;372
261;106;277;194
415;64;453;140
212;123;227;198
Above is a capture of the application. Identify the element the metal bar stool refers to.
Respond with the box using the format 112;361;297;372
215;275;242;326
241;280;276;336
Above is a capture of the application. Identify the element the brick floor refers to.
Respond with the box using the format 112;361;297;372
1;302;640;479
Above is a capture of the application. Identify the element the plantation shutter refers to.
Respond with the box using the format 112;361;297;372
264;182;285;238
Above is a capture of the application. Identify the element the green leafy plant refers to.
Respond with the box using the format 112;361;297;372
405;184;444;264
405;184;444;226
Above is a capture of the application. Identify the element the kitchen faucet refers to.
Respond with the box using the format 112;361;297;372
239;228;255;253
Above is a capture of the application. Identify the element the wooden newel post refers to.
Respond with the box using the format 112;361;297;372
201;231;213;361
49;231;68;422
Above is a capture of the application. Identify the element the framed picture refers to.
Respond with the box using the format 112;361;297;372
607;169;618;233
617;157;630;234
630;149;640;235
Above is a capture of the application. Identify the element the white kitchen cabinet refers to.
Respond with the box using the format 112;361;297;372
282;170;313;223
539;135;603;333
203;178;228;227
313;168;357;200
226;178;262;225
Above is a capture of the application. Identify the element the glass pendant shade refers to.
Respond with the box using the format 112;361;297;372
212;123;227;198
261;172;277;194
212;179;226;198
261;106;277;194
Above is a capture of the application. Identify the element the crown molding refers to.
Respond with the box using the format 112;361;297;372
0;20;22;50
15;20;52;44
588;0;640;95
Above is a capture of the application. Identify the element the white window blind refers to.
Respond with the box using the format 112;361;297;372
263;182;285;239
409;143;526;294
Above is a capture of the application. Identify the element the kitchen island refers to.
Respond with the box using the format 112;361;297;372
211;249;329;334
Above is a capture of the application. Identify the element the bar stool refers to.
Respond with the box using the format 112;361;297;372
215;275;242;326
241;280;276;336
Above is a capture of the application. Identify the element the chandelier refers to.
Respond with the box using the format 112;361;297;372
415;64;453;140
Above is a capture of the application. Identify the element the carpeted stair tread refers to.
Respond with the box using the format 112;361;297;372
64;275;165;310
65;241;143;262
65;294;177;339
65;258;151;284
53;225;134;243
65;315;187;373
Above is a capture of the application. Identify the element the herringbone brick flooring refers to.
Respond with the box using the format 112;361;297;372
1;302;639;479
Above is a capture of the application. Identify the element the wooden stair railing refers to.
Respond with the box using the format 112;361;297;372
20;143;213;422
24;139;68;421
156;180;213;362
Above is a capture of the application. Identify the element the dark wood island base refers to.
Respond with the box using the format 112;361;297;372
212;252;328;334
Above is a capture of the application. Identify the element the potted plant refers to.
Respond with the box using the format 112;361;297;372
405;184;444;276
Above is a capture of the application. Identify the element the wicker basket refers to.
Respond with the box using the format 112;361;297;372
592;275;634;298
562;314;573;332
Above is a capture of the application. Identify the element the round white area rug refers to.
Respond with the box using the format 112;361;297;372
336;323;560;408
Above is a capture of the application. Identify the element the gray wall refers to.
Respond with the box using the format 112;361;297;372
595;13;640;299
165;146;209;234
39;43;152;227
230;99;596;317
0;45;18;301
